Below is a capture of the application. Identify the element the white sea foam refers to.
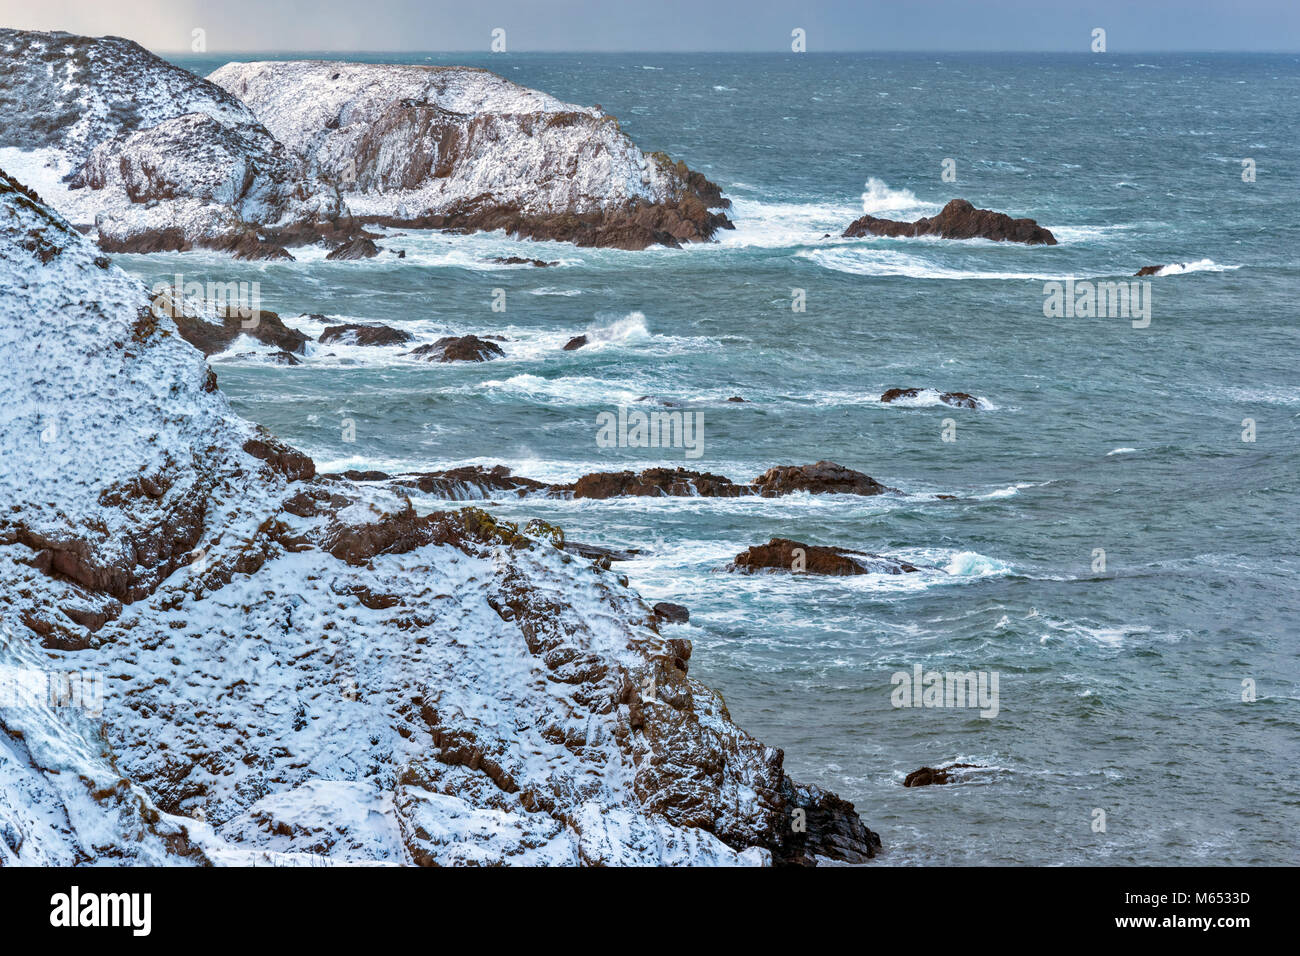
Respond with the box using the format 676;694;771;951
858;177;937;216
801;247;1083;281
584;311;653;345
1151;258;1239;276
874;387;996;410
470;373;646;407
1106;447;1138;456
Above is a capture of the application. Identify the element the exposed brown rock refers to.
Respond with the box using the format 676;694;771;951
242;429;317;482
880;387;981;409
325;236;380;260
903;763;984;787
392;465;554;498
844;198;1056;245
375;460;901;503
159;297;309;357
653;602;690;624
729;538;920;576
777;784;882;865
562;334;588;351
1135;264;1164;276
325;469;392;483
409;335;505;362
491;256;558;267
561;541;639;565
318;322;413;346
751;460;896;497
572;467;749;500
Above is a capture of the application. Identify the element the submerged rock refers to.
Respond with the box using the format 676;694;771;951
843;198;1057;245
729;538;920;576
408;334;505;362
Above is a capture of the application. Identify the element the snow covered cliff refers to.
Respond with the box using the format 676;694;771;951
208;60;732;248
0;29;731;255
0;168;874;865
0;28;341;259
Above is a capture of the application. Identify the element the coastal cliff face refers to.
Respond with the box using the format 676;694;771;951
208;60;731;249
0;30;731;254
0;28;341;258
0;168;874;865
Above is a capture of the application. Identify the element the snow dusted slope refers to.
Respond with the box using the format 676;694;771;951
0;168;876;865
0;29;341;258
210;60;732;249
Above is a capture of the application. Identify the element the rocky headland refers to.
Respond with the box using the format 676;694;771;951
0;165;878;866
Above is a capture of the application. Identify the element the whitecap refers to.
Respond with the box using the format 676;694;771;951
801;247;1084;281
1151;258;1239;276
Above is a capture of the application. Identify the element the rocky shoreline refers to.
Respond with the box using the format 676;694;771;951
0;165;880;866
326;460;901;501
0;30;731;257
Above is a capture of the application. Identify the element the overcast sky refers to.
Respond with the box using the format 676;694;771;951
3;0;1297;52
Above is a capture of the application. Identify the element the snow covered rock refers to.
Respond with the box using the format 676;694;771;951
0;28;343;258
0;167;876;865
209;60;732;249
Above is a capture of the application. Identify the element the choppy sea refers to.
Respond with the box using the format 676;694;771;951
121;51;1300;864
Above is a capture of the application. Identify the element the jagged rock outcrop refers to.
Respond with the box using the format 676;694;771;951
332;461;901;502
903;764;984;787
729;538;921;576
880;387;982;409
149;288;310;357
0;28;344;259
492;256;558;267
208;60;733;249
318;322;412;346
325;236;379;260
0;166;875;865
409;334;505;362
572;467;752;499
652;602;691;624
1135;265;1164;276
751;460;897;497
844;198;1057;245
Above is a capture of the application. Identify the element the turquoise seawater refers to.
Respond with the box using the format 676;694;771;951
124;52;1300;864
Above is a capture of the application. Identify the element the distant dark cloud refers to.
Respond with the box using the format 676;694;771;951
2;0;1297;52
